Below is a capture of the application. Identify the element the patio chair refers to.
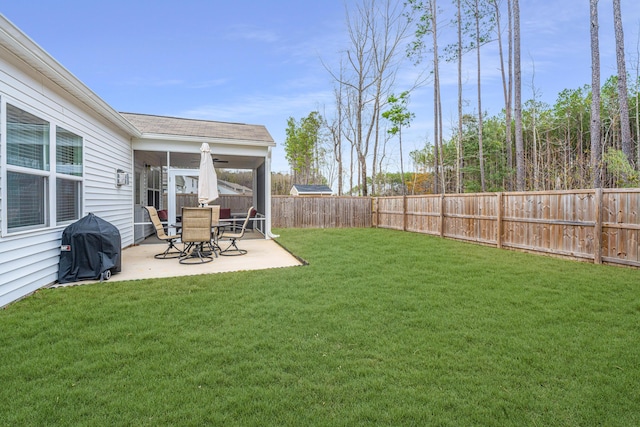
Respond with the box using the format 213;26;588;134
204;205;221;255
229;207;257;232
219;206;254;256
207;205;221;227
144;206;183;259
179;207;214;264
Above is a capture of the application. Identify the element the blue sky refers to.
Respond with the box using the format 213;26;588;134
2;0;640;174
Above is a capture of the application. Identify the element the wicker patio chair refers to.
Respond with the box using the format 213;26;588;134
179;207;214;264
144;206;184;259
219;206;254;256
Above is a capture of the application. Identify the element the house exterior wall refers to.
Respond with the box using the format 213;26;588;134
0;16;274;307
0;44;134;307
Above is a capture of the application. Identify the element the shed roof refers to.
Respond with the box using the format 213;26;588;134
120;112;275;145
291;184;333;195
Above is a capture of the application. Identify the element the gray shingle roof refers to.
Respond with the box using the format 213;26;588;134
292;184;333;194
120;112;274;144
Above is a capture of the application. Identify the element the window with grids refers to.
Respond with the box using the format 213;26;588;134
56;126;82;176
5;104;83;232
7;104;50;170
7;171;47;229
56;126;82;223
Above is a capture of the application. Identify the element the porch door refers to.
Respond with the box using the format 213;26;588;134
167;168;198;234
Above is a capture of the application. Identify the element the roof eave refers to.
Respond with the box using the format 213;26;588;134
137;132;276;147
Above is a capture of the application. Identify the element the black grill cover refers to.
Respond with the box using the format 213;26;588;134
58;213;121;284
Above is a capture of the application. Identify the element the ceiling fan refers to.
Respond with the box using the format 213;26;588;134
189;156;229;166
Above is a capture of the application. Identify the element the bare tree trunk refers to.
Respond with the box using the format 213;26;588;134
513;0;525;190
565;114;571;189
591;0;602;188
431;0;443;194
331;80;344;195
456;0;464;193
337;106;343;196
438;59;445;193
530;65;540;190
532;107;538;190
475;0;486;192
350;138;355;195
507;0;514;189
613;0;634;166
636;27;640;170
579;107;586;186
360;153;367;195
433;73;440;194
371;105;380;196
493;0;513;190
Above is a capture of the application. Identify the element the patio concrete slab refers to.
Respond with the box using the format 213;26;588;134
56;239;304;286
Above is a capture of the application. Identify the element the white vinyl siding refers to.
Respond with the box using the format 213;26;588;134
0;46;134;307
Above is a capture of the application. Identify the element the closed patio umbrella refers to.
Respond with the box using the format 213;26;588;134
198;142;219;205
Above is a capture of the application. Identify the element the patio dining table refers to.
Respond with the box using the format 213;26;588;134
172;221;229;255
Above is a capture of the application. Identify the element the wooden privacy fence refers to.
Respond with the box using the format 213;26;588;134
271;196;372;228
373;188;640;268
167;190;639;267
168;194;373;228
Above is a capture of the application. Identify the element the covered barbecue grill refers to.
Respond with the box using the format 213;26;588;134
58;213;121;283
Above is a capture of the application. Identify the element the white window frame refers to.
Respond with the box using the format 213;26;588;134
55;125;83;225
1;97;85;236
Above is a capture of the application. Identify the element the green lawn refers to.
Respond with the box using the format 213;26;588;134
1;228;639;426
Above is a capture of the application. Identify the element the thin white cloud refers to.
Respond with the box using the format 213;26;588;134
225;25;280;43
181;90;335;122
121;78;184;87
186;79;229;89
118;77;228;89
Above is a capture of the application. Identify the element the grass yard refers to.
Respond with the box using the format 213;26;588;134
1;228;639;426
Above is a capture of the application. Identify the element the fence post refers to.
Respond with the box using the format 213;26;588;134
403;195;407;231
440;194;445;238
594;188;603;264
496;192;503;248
373;197;378;228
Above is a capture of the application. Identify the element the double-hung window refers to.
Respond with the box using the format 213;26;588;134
5;103;83;233
55;126;83;222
